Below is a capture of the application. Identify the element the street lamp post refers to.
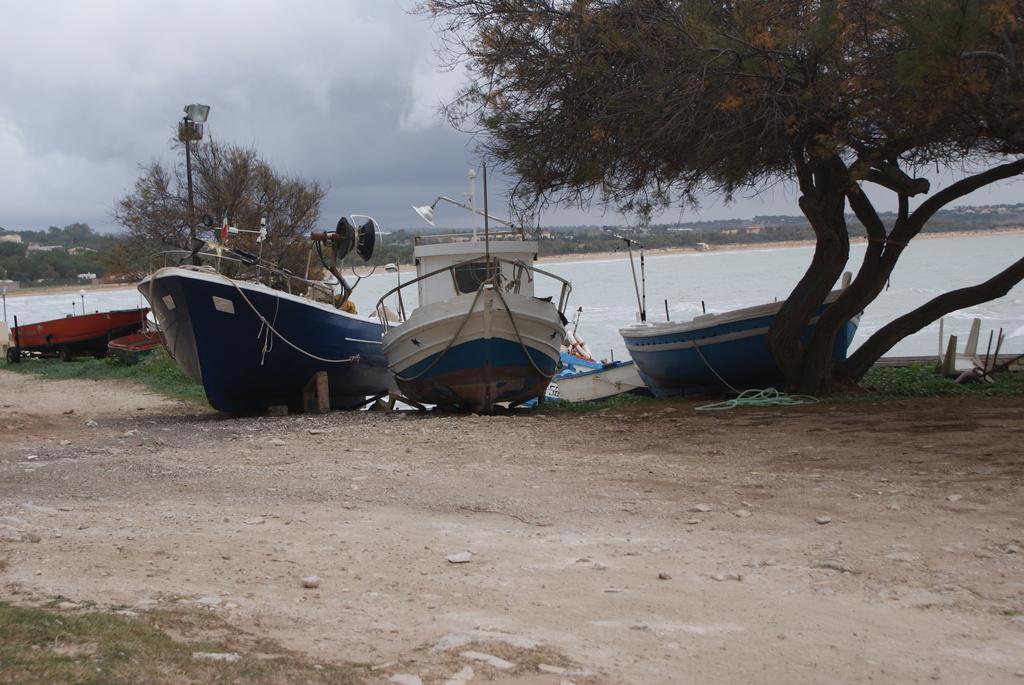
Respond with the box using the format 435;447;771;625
179;104;210;264
79;289;86;313
2;287;7;326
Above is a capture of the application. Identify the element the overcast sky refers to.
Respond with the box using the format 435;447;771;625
1;1;1021;235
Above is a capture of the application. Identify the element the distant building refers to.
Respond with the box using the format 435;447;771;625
0;234;23;244
68;246;97;255
27;243;64;253
76;272;97;281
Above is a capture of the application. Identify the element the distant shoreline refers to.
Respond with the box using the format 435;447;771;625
7;226;1021;297
537;226;1024;265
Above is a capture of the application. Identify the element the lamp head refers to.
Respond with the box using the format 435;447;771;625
412;204;436;226
384;263;398;273
184;104;210;123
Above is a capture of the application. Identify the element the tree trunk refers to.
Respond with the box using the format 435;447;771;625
768;161;850;392
838;256;1024;381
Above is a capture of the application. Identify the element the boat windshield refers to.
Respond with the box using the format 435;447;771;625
453;258;497;294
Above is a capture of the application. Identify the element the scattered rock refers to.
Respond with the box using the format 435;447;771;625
86;420;98;428
59;440;71;446
307;429;326;435
690;504;713;513
267;438;287;446
121;430;138;438
460;650;515;669
243;517;266;526
20;532;41;543
389;675;423;685
114;609;139;617
539;663;569;675
1002;544;1020;555
814;559;857;574
196;596;222;607
56;601;80;610
886;503;902;511
0;516;27;528
815;516;832;525
734;509;752;518
446;552;473;564
444;666;475;685
710;572;743;582
192;651;241;663
657;572;672;580
302;575;321;589
946;494;963;503
25;455;38;460
686;518;702;525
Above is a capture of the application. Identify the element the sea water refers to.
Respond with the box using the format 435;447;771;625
4;233;1021;362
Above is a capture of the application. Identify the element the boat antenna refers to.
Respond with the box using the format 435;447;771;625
572;306;583;336
615;234;647;322
482;161;491;278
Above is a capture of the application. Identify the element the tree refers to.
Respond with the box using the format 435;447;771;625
114;137;326;277
420;0;1024;394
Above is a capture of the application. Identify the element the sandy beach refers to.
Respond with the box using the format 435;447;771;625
1;372;1022;683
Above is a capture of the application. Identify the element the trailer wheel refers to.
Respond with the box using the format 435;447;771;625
59;345;74;362
6;347;18;364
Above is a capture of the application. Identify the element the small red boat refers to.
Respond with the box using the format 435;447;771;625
108;329;164;364
10;308;149;362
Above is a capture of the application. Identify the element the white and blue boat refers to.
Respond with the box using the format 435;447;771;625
377;233;572;412
620;287;860;396
139;216;393;413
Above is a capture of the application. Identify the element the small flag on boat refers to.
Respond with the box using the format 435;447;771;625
220;215;229;242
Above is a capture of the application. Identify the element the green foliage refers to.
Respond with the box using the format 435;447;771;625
858;363;1024;398
5;348;207;404
542;391;654;413
0;602;363;684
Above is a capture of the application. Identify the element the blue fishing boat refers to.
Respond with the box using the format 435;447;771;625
139;215;393;413
620;292;860;396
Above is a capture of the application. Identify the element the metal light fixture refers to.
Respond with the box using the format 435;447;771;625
79;289;86;312
412;195;514;229
184;104;210;123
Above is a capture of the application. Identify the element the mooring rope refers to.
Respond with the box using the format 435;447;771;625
690;339;818;410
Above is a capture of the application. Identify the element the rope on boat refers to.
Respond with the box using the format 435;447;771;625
393;282;488;382
690;339;818;411
492;283;557;380
209;270;361;365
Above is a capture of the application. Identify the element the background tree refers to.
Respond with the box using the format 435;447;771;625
421;0;1024;394
114;137;326;277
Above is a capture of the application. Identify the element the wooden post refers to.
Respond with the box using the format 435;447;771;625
965;318;981;358
940;335;958;377
303;371;330;413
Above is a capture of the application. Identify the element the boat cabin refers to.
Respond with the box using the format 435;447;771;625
413;235;540;307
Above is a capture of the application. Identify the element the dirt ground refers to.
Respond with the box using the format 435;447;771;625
1;370;1022;684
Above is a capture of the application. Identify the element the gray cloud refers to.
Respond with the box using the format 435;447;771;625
1;1;1020;236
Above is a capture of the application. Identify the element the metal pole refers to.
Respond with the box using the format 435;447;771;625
1;289;6;325
482;162;491;277
185;119;198;265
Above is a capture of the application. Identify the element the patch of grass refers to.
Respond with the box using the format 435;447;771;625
858;363;1024;399
0;602;364;684
543;391;656;413
3;348;207;404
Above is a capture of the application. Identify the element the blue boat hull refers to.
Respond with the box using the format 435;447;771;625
141;269;392;412
622;303;860;397
395;336;557;410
